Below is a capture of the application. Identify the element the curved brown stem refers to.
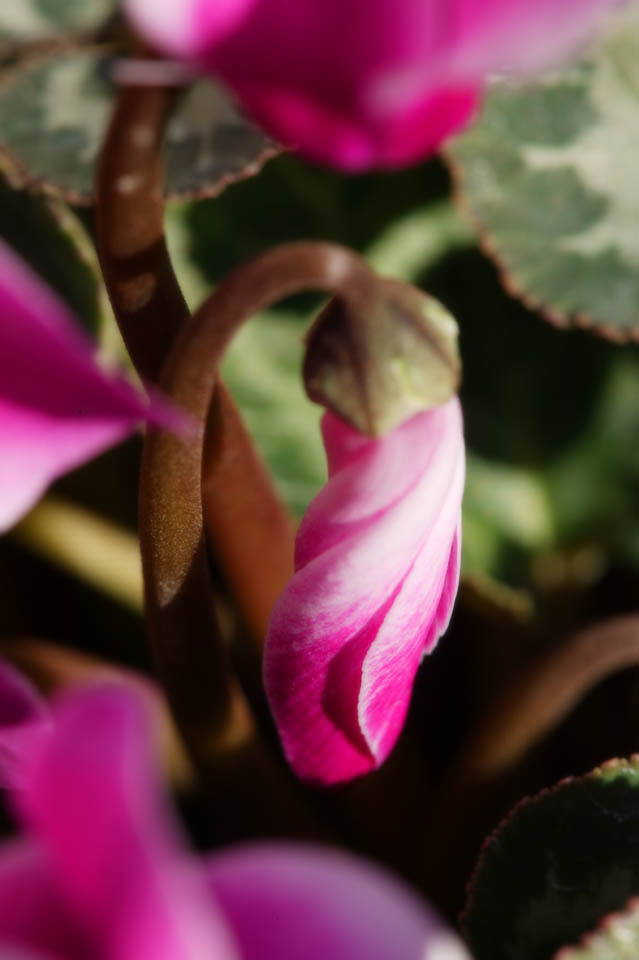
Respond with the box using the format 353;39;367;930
95;82;295;645
96;84;187;381
139;242;375;769
460;613;639;779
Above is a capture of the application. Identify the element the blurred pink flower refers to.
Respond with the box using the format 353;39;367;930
0;668;471;959
0;662;51;791
0;239;182;532
265;398;465;784
124;0;618;169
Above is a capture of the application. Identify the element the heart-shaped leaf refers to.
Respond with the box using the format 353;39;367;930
448;3;639;341
463;757;639;960
0;46;275;202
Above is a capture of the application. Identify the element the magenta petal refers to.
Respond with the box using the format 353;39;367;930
379;0;619;116
265;399;465;784
233;83;479;171
450;0;619;78
0;661;51;791
124;0;617;169
0;840;84;960
125;0;257;57
0;240;181;533
207;842;472;960
0;949;63;960
16;686;238;960
359;519;462;764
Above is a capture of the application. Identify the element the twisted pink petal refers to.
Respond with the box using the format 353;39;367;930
265;399;465;785
0;239;183;533
124;0;618;169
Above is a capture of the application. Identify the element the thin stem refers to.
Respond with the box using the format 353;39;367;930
459;613;639;779
96;84;186;381
95;81;296;646
140;242;375;769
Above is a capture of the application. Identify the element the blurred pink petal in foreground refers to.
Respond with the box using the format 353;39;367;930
0;239;182;533
265;399;465;785
0;662;51;790
124;0;619;169
0;676;471;959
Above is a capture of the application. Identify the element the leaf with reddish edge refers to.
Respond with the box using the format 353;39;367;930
463;757;639;960
448;2;639;342
0;46;276;204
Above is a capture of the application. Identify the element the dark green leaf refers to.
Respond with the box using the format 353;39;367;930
463;758;639;960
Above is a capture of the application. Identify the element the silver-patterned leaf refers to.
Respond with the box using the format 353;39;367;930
0;0;114;43
448;2;639;341
0;47;275;202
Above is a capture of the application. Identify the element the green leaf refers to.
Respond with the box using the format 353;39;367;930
221;309;327;517
555;899;639;960
448;3;639;341
0;47;275;203
463;757;639;960
547;356;639;568
0;0;114;43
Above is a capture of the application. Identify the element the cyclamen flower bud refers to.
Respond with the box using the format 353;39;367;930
265;397;464;785
304;279;461;436
124;0;618;170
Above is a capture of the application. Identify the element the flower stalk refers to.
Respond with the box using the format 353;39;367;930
95;76;296;647
139;241;379;767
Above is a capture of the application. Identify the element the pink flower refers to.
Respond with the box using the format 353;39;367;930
0;239;182;532
0;667;471;960
0;662;51;791
124;0;618;170
264;398;464;785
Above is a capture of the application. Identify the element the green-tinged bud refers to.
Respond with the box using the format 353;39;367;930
303;276;461;436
